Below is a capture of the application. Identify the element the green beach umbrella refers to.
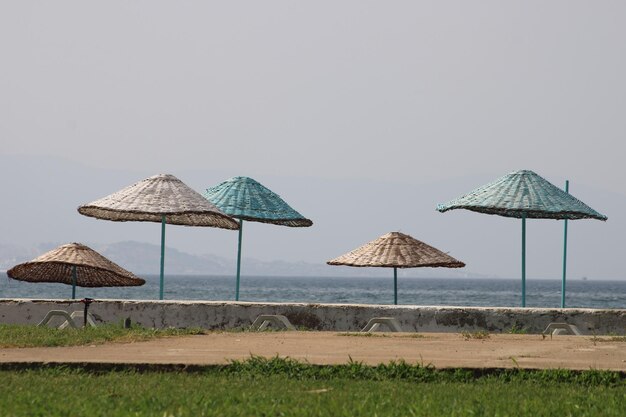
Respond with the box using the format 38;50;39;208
437;170;607;307
327;232;465;305
78;174;239;300
203;176;313;300
7;242;145;299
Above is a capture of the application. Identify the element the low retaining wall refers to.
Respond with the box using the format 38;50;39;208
1;299;625;335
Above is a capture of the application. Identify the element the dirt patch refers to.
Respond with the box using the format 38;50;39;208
1;332;625;371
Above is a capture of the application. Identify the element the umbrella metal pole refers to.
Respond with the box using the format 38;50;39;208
235;219;243;301
521;214;526;308
71;265;77;300
393;267;398;305
561;180;569;308
159;215;166;300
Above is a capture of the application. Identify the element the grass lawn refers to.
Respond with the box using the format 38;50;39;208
0;323;209;348
1;325;624;416
0;357;624;417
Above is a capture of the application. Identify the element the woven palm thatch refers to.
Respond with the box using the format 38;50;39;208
78;174;239;229
7;243;145;287
437;170;607;221
327;232;465;269
203;176;312;227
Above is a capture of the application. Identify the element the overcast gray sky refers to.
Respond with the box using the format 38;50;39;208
1;2;625;279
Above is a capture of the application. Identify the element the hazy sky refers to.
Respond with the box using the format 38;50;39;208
2;2;625;279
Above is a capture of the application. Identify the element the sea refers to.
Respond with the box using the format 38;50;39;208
1;275;625;309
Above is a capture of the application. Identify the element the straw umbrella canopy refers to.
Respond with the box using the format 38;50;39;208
78;174;239;299
7;242;145;299
437;170;607;307
327;232;465;305
203;176;313;300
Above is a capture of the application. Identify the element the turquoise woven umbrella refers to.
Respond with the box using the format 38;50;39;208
437;170;607;307
204;176;313;300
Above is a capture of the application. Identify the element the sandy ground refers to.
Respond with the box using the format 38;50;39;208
1;332;625;371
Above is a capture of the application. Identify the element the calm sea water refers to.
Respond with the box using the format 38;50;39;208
1;275;625;309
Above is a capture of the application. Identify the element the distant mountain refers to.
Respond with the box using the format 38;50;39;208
91;241;234;275
0;243;59;271
0;241;233;276
0;241;485;278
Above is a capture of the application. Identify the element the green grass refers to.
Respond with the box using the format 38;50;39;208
1;326;625;416
507;324;529;334
0;323;208;348
0;357;624;417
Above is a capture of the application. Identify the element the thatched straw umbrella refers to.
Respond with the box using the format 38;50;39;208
437;170;607;307
327;232;465;305
7;242;145;299
204;176;312;300
78;174;239;299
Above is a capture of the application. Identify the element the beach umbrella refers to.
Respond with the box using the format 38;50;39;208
7;242;145;299
437;170;607;307
327;232;465;305
203;176;313;300
78;174;239;300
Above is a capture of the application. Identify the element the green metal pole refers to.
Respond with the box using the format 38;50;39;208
235;219;243;301
393;267;398;305
159;214;166;300
71;265;77;300
521;214;526;308
561;180;570;308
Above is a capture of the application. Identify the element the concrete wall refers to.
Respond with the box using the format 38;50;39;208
1;299;625;335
